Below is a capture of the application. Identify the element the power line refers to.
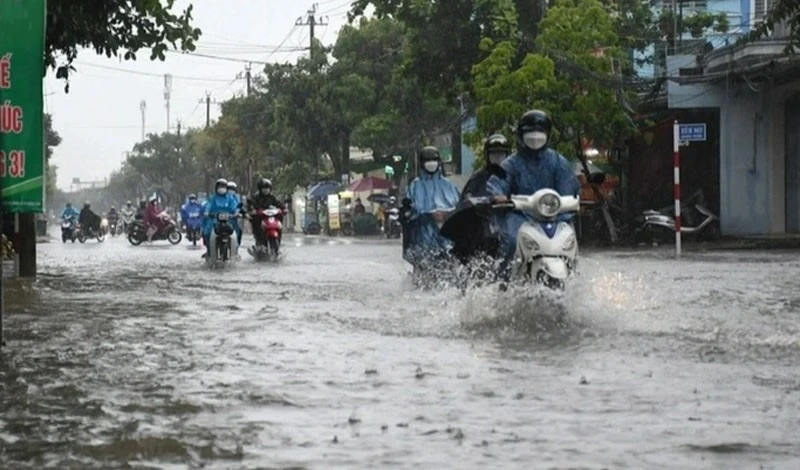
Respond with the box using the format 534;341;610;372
72;61;233;82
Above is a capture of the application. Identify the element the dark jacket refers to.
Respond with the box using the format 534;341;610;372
79;208;100;229
460;164;506;200
246;192;283;212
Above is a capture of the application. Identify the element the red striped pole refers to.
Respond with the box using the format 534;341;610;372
673;120;682;258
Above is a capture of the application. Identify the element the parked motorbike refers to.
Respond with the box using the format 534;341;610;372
248;207;285;261
384;207;402;239
127;214;182;246
207;212;237;266
183;209;204;246
637;191;720;243
61;217;78;243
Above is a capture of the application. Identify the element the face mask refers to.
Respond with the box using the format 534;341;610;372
216;187;227;196
423;161;439;173
488;152;507;165
523;131;548;150
261;188;271;196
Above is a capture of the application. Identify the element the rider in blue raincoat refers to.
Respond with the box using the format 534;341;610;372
202;178;239;258
402;146;460;266
227;181;243;246
180;194;204;232
60;202;80;222
487;110;580;269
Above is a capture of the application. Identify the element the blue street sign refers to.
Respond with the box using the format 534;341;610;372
678;123;707;142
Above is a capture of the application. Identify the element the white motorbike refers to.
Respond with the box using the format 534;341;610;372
508;189;580;289
206;212;238;267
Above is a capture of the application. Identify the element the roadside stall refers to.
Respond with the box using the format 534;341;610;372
349;176;394;235
304;181;343;235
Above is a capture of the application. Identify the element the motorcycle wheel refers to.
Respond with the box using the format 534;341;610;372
128;232;143;246
268;238;279;258
97;232;105;243
62;232;67;243
167;230;182;245
78;233;87;244
219;240;229;262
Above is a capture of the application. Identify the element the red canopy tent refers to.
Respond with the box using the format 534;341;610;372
349;176;394;192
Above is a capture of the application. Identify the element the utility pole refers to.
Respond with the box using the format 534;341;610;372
237;63;252;96
176;120;181;138
164;74;173;132
199;92;217;129
296;3;328;59
139;100;147;141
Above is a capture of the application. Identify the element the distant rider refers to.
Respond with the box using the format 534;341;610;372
202;178;239;258
246;178;284;248
121;201;135;221
144;197;165;242
78;202;101;234
403;146;460;266
135;200;147;220
180;194;204;230
107;206;120;230
487;109;580;270
227;181;243;246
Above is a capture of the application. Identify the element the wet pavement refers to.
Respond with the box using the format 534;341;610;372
1;232;800;469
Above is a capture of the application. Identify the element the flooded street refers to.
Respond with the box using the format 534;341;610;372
2;233;800;469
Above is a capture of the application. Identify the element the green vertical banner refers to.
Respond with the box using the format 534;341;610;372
0;0;46;213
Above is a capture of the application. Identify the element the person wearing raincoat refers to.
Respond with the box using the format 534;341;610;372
487;109;580;272
202;178;239;258
227;181;243;247
445;134;513;265
402;146;460;267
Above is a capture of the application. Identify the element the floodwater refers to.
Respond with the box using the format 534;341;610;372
1;232;800;469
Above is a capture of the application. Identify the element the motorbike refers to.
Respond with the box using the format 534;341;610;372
384;207;402;239
127;213;182;246
637;190;720;243
61;217;78;243
107;219;118;237
183;209;204;246
442;190;580;290
78;221;106;244
248;207;285;261
207;212;238;266
119;212;134;235
399;199;456;288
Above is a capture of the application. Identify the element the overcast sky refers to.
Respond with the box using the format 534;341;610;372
45;0;352;190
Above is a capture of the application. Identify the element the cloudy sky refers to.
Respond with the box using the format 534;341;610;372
46;0;352;190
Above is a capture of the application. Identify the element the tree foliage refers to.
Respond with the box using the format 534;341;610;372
46;0;201;85
471;0;634;160
44;114;62;199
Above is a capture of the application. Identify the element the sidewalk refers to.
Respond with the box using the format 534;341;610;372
585;234;800;254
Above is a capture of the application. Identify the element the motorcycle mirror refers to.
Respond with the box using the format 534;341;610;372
589;172;606;185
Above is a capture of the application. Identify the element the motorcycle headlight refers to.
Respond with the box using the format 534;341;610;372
520;231;540;253
562;234;576;251
538;193;561;218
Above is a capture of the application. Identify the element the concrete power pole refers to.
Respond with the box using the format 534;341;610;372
237;63;252;96
164;74;173;132
200;92;218;128
139;100;146;141
296;3;328;59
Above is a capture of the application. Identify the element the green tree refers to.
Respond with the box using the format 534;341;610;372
751;0;799;51
46;0;201;86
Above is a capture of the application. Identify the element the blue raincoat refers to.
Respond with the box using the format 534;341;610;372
487;146;580;262
202;194;238;238
180;200;204;230
60;207;80;221
403;168;460;264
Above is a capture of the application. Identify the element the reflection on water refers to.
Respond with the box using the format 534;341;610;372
1;237;800;469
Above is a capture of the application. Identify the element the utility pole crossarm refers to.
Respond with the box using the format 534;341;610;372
296;3;328;58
